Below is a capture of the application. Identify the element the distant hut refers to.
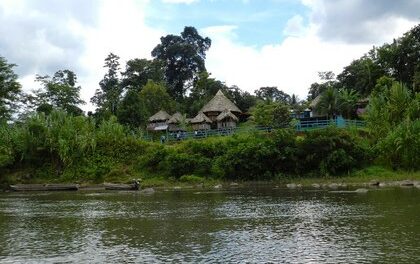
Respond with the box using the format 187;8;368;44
216;109;239;129
147;110;171;131
190;111;212;130
167;112;186;132
200;90;241;126
309;94;322;117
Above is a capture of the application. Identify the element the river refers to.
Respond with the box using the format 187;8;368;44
0;186;419;263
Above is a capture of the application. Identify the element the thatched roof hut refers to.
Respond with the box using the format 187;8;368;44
167;112;186;132
190;111;212;130
216;109;239;129
190;111;212;124
309;94;321;109
201;90;241;115
167;112;183;124
148;110;171;122
216;109;239;122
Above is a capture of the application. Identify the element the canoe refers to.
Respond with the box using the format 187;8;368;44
10;184;79;191
104;183;139;191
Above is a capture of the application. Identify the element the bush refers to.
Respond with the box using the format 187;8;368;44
299;127;370;175
179;174;204;183
377;119;420;170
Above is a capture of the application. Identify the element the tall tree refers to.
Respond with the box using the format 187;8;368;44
0;56;22;121
91;53;122;115
138;80;175;120
151;26;211;100
34;70;85;115
254;86;291;104
121;58;164;92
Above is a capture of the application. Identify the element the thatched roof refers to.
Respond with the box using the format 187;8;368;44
190;111;212;124
200;90;241;114
216;109;239;122
167;112;183;124
309;94;321;108
148;110;171;122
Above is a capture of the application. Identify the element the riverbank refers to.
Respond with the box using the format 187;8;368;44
2;166;419;191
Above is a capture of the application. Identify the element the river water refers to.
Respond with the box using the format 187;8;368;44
0;186;419;263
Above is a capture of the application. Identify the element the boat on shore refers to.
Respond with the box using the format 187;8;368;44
10;184;79;191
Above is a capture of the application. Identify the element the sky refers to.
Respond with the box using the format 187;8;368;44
0;0;419;111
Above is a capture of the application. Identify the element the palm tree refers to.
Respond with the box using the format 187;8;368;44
316;86;338;118
337;89;360;119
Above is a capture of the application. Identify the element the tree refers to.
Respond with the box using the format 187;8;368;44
254;87;291;103
307;71;338;100
187;71;227;115
117;89;146;128
121;58;164;92
225;85;257;113
315;86;338;118
152;26;211;100
0;56;22;121
337;55;385;96
251;102;291;127
34;70;85;116
337;89;360;119
138;80;175;120
91;53;122;115
376;24;420;89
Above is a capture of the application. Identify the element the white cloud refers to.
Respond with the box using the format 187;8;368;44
283;15;306;37
203;16;417;100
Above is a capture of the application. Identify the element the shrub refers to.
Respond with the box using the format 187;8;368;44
299;127;370;175
179;174;204;183
377;119;420;170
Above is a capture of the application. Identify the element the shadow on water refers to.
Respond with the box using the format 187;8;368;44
0;187;419;263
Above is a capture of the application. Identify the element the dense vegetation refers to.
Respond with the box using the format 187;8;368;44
0;113;371;184
0;24;419;186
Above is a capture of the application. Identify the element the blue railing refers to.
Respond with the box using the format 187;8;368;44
147;117;366;142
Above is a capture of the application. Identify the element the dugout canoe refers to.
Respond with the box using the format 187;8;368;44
10;184;79;191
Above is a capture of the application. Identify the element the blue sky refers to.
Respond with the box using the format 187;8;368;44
145;0;310;47
0;0;418;111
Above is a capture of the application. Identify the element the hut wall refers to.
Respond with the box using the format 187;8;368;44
168;124;184;132
192;123;211;130
217;120;237;129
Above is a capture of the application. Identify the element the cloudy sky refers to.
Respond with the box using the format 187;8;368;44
0;0;419;111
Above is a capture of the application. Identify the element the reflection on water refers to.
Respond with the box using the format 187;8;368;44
0;187;419;263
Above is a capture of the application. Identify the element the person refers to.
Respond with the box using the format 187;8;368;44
160;135;166;144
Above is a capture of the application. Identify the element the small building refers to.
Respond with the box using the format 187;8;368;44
309;94;322;117
200;90;241;128
167;112;186;132
190;111;212;130
201;90;241;122
147;110;171;131
216;109;239;129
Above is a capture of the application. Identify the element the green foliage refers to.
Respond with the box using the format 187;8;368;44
121;58;164;91
316;86;338;118
179;174;204;183
377;119;420;170
91;53;122;115
254;86;291;103
138;80;175;119
152;26;211;100
299;127;370;175
251;102;291;127
34;70;85;115
337;89;360;119
0;56;22;121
